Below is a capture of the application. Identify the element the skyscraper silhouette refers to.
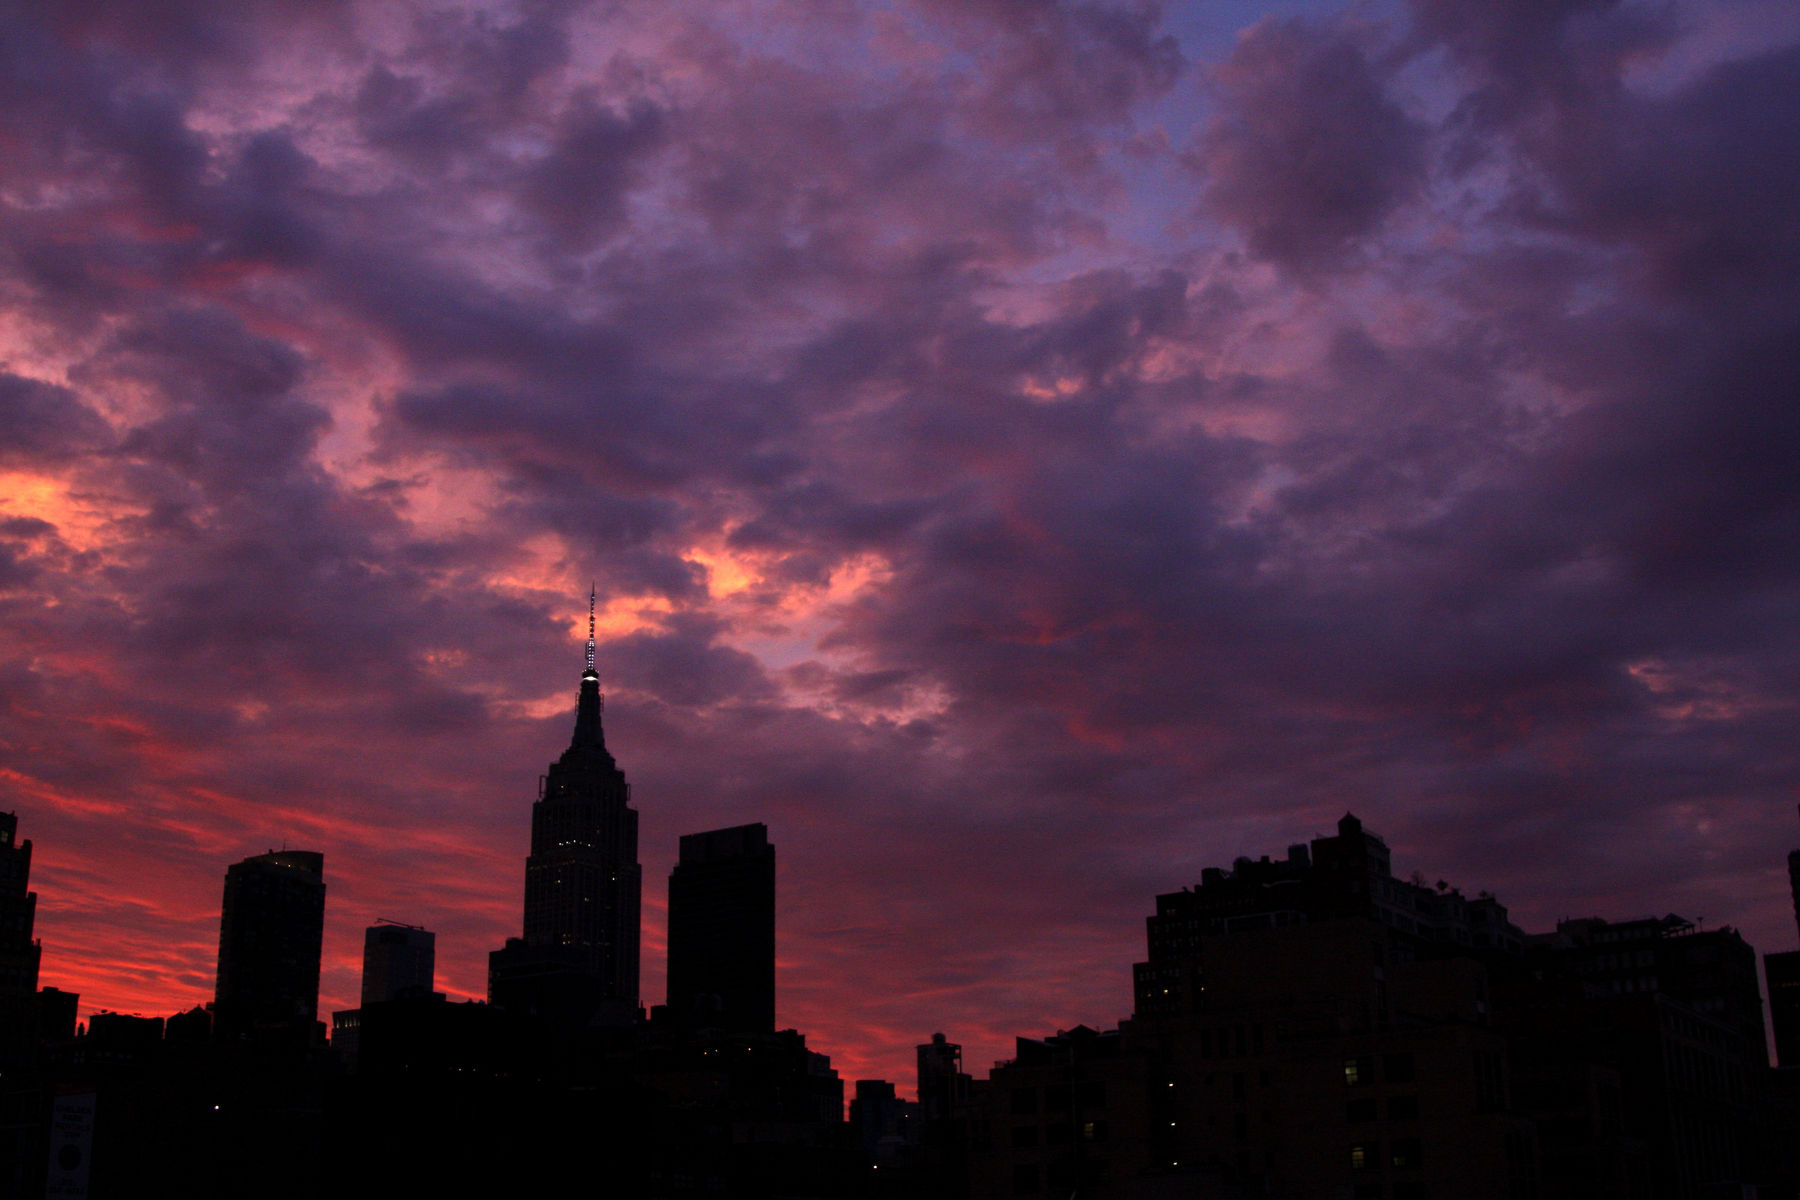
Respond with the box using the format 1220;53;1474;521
0;812;42;1004
361;920;435;1004
1766;804;1800;1067
490;590;641;1027
666;822;775;1032
213;849;325;1045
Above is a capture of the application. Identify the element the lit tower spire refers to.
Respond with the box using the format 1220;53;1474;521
584;583;598;680
490;578;640;1026
570;584;608;753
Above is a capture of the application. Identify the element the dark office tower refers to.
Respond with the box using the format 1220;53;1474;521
916;1032;969;1124
666;823;775;1033
1765;952;1800;1067
361;920;435;1004
914;1032;974;1194
213;849;326;1044
490;590;641;1026
0;813;42;1001
1789;803;1800;940
1769;805;1800;1067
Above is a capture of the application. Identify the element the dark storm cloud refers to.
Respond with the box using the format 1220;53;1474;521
1196;17;1428;272
0;374;113;463
521;95;665;248
1532;332;1800;596
103;307;325;500
354;65;485;167
1395;10;1800;608
208;132;324;268
1409;0;1680;130
1416;0;1800;306
414;0;575;108
0;544;41;591
1617;44;1800;304
2;230;126;331
0;16;208;226
0;17;334;320
25;0;357;70
727;483;938;559
915;0;1183;128
351;1;577;167
605;614;778;709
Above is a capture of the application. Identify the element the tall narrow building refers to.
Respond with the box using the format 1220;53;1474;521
490;590;641;1027
213;849;326;1045
0;812;42;1003
1766;804;1800;1067
666;822;775;1032
361;920;435;1005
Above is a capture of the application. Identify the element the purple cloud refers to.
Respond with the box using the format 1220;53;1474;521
0;0;1796;1092
1196;17;1427;271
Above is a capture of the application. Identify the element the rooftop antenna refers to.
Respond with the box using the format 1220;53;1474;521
584;583;597;678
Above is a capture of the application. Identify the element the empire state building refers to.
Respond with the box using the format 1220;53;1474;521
489;591;641;1027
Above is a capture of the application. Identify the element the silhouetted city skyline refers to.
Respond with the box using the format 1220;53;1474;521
3;2;1800;1195
4;703;1798;1195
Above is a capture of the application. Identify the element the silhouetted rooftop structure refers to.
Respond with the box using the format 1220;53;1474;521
667;822;775;1033
212;849;326;1048
361;920;435;1005
490;590;641;1029
1768;806;1800;1071
0;811;43;1002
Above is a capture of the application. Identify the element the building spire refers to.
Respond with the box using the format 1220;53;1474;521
584;583;597;680
570;584;608;753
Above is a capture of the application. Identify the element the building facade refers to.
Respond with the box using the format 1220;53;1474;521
213;849;326;1044
956;813;1790;1199
490;593;642;1027
666;822;775;1032
0;812;41;1004
361;920;435;1005
1766;808;1800;1070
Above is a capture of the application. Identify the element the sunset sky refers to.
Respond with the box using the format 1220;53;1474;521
3;0;1799;1090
